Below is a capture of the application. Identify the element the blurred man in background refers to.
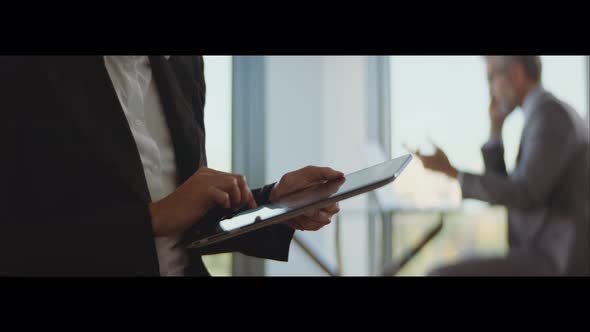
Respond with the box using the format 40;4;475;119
414;56;590;276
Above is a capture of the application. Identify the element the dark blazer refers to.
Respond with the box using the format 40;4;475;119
0;55;294;276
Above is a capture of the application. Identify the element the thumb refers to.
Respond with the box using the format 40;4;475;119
302;166;344;184
428;137;444;154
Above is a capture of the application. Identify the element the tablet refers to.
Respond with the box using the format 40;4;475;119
184;154;412;249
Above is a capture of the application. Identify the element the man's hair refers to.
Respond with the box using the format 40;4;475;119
487;56;543;82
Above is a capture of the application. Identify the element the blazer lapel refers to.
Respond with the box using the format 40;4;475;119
149;55;205;184
48;56;152;203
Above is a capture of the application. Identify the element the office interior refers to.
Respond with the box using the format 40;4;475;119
200;56;590;276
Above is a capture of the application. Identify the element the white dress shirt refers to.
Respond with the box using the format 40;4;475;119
104;56;188;276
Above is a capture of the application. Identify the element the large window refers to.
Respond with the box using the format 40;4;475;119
389;56;588;275
201;56;233;276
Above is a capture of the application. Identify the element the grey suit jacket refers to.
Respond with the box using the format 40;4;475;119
460;87;590;275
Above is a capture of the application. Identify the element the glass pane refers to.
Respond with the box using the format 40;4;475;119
542;56;588;117
389;56;502;276
391;208;508;276
390;56;489;208
201;56;233;276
